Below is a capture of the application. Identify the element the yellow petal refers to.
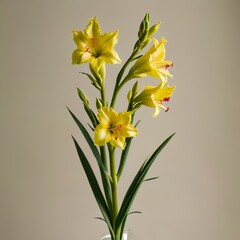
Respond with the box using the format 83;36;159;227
98;107;118;128
120;125;138;138
115;112;131;125
97;107;111;128
110;135;126;149
99;32;119;51
73;31;89;50
84;17;102;37
100;49;122;64
72;49;83;64
154;85;176;100
89;58;104;71
94;125;111;146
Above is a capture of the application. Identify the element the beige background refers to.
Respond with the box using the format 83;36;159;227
1;0;240;239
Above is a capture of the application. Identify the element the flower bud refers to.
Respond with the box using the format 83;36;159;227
135;14;161;52
89;63;105;86
96;98;103;109
148;23;160;38
127;89;132;102
127;81;138;102
132;81;139;97
77;88;90;107
99;63;106;81
138;13;150;38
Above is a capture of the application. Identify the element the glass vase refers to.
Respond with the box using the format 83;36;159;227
99;229;137;240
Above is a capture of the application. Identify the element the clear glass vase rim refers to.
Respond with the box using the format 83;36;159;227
99;229;136;240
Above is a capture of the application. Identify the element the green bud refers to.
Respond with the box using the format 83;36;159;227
96;98;103;109
140;38;151;49
138;21;145;38
127;89;132;102
139;31;149;45
148;22;160;38
138;13;150;38
99;63;106;81
89;64;104;86
144;13;150;29
127;81;139;102
136;14;161;51
77;88;90;107
132;81;139;97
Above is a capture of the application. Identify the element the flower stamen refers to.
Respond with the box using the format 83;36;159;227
85;45;91;53
165;63;174;70
163;97;170;102
91;37;97;46
116;124;123;131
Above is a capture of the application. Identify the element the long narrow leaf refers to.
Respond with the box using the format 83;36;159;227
67;107;110;179
117;120;140;180
68;107;113;213
83;104;98;128
116;133;175;229
144;176;159;182
72;137;114;235
80;72;101;90
117;137;133;180
100;146;113;216
119;210;142;239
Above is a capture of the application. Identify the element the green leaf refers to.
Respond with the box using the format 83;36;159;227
68;107;113;213
80;72;101;90
94;217;106;222
83;104;98;128
128;211;142;215
99;146;113;215
116;133;175;229
117;120;140;181
67;107;110;180
117;137;133;181
144;176;159;182
72;137;114;235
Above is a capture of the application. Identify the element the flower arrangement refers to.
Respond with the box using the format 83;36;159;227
68;13;176;240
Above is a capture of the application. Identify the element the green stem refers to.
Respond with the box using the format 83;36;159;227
109;147;118;230
110;51;138;108
100;146;113;216
100;81;107;106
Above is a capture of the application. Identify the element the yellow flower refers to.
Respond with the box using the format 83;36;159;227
94;107;138;149
127;37;173;84
132;83;176;117
72;17;121;70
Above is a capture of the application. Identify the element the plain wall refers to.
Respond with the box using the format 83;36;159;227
1;0;240;239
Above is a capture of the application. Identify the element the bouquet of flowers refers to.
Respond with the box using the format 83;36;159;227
68;13;176;240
